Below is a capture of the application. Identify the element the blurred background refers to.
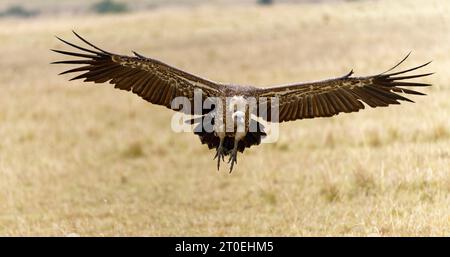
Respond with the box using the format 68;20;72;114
0;0;448;236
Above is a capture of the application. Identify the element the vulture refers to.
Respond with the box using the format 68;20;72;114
52;31;433;172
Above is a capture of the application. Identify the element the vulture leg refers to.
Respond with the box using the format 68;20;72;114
213;137;225;170
228;139;239;173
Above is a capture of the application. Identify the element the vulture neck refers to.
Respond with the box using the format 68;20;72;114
214;95;250;137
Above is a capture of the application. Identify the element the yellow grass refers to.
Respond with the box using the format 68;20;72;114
0;0;449;236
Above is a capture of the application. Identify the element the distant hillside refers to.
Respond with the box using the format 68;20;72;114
0;0;346;18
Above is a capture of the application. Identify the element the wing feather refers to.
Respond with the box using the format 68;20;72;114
257;54;432;122
52;31;223;114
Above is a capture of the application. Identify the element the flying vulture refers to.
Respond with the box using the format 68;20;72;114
52;31;432;172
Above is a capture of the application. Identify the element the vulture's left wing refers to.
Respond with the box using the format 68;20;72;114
52;31;224;114
256;54;432;122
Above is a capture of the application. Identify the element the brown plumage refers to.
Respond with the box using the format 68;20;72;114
52;31;433;172
257;55;432;122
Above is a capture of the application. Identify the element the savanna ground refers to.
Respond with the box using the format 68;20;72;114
0;0;449;236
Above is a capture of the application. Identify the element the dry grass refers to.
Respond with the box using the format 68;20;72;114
0;0;449;236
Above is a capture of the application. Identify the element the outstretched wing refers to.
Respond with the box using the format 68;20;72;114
52;31;224;114
256;54;432;122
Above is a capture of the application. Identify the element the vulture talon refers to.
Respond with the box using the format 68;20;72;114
214;140;225;171
228;149;238;173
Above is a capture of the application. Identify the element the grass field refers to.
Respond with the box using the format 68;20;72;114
0;0;449;236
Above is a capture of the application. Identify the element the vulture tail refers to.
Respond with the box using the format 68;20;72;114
192;116;267;155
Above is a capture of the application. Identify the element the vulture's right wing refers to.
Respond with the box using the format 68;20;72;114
52;31;224;114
